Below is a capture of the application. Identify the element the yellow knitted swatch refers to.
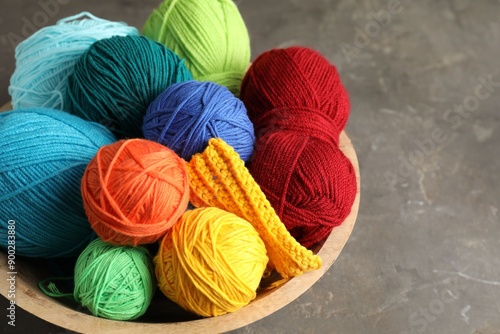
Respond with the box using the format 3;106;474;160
186;138;322;279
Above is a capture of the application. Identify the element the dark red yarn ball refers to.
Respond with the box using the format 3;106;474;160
240;46;350;143
240;47;357;248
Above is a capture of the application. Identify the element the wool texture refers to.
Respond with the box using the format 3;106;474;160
240;47;357;248
186;138;321;279
66;35;192;138
0;108;116;258
143;0;250;95
81;139;190;246
143;80;255;161
9;12;138;111
155;207;268;317
73;239;155;320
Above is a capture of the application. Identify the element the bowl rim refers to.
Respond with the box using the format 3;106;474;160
0;102;360;334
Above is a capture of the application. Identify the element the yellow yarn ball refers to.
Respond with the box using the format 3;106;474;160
154;207;268;317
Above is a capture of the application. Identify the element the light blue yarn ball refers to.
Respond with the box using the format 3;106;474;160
142;80;255;161
8;12;138;111
0;108;117;258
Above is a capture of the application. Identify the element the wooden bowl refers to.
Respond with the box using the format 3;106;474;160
0;102;360;333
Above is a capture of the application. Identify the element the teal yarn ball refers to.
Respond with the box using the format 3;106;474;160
66;35;193;138
0;108;116;258
143;80;255;161
74;239;155;320
9;12;138;110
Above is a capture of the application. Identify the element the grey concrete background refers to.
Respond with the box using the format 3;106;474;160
1;0;499;333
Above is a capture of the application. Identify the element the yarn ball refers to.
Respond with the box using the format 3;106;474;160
0;108;116;258
248;133;357;247
142;80;255;161
240;47;357;248
74;238;155;320
155;207;268;317
143;0;250;95
9;12;138;110
241;46;350;142
66;35;192;138
81;138;190;246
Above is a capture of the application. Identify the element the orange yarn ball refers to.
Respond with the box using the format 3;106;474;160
81;139;189;246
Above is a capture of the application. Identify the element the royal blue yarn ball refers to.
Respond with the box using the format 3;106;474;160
142;80;255;161
0;108;116;258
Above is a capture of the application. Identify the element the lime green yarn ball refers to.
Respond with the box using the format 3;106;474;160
143;0;250;95
74;239;155;320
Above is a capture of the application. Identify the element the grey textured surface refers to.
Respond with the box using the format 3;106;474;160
1;0;500;333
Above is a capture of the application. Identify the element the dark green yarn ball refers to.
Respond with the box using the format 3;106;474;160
66;35;192;138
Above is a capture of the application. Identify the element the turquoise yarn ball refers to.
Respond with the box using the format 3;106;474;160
8;12;138;110
66;35;193;138
0;108;116;258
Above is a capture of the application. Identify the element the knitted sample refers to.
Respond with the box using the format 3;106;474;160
186;138;322;279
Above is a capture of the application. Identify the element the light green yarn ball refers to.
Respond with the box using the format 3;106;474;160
143;0;250;95
74;239;155;320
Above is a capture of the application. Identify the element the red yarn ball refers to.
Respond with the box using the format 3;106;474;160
81;139;190;246
241;47;357;248
248;132;357;247
240;46;350;142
